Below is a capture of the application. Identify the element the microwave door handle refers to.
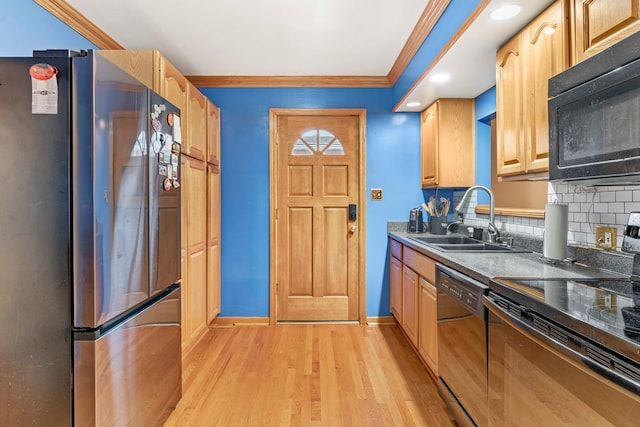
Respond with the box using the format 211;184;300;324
483;295;640;395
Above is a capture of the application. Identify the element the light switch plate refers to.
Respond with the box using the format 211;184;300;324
595;226;617;250
371;188;382;200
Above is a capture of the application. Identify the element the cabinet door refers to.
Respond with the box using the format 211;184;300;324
496;35;525;177
207;100;221;166
390;255;403;323
420;102;438;187
182;157;208;350
206;165;221;323
96;50;158;89
402;265;419;347
572;0;640;64
525;1;567;174
419;277;438;376
186;85;207;161
158;56;188;123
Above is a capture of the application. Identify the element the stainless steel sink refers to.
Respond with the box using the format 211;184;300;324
407;235;530;253
408;235;479;245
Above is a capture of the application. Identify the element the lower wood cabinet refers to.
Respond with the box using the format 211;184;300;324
419;277;438;376
402;265;419;348
390;255;403;323
389;238;438;376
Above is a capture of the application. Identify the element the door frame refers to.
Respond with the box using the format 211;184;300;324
269;108;367;325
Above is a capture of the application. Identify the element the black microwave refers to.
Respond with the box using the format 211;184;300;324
548;30;640;185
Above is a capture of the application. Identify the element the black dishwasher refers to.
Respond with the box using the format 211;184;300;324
436;264;489;427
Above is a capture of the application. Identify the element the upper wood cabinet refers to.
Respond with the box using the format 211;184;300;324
420;99;475;188
158;55;189;118
186;85;207;161
571;0;640;65
496;1;568;178
96;50;159;89
207;101;221;166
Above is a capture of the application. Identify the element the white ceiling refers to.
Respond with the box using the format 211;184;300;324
66;0;554;110
65;0;429;76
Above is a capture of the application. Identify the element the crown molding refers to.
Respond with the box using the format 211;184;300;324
33;0;123;49
186;75;391;88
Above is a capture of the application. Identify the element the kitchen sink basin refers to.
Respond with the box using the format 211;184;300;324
408;235;479;245
408;235;531;253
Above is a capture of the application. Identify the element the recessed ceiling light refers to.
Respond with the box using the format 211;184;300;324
490;4;522;21
431;73;451;83
406;101;421;108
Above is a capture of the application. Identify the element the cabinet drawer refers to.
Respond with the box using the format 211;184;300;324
390;239;403;260
403;247;436;284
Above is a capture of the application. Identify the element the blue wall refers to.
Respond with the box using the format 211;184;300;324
200;87;422;317
474;86;497;204
0;1;97;55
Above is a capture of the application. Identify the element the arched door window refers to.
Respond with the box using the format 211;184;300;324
292;129;345;156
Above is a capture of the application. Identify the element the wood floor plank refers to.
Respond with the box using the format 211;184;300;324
163;324;456;427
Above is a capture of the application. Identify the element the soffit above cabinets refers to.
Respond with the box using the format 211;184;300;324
396;0;555;112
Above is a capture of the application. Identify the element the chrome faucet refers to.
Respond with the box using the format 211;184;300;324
454;185;500;242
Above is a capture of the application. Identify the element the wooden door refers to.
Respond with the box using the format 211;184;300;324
420;102;438;187
525;1;567;174
496;35;525;177
273;110;364;322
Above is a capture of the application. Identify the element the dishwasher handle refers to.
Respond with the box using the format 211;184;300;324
484;293;640;396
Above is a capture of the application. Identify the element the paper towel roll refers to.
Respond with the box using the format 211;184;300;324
543;202;568;260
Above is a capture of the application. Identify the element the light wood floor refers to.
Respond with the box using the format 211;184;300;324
164;324;456;427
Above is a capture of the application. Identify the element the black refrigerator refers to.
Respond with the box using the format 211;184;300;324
0;50;182;426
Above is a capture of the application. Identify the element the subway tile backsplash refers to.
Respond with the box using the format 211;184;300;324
456;182;638;250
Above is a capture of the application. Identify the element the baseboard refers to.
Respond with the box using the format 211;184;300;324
366;316;396;325
210;316;270;327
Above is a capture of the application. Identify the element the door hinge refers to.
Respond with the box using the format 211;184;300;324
276;208;278;220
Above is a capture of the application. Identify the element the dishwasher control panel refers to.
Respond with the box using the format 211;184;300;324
436;264;488;317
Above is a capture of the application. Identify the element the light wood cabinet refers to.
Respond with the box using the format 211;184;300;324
571;0;640;65
158;55;188;120
207;101;221;166
420;99;475;188
390;254;403;323
402;265;419;348
182;157;208;350
206;164;221;323
186;85;207;161
496;1;568;178
419;277;438;376
96;50;159;89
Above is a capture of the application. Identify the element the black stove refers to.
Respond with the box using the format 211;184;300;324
489;277;640;362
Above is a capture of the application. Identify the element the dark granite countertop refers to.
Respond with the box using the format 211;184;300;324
388;230;628;284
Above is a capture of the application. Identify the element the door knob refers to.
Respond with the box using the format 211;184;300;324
349;225;357;233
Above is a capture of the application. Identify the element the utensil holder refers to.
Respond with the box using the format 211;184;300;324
429;216;447;235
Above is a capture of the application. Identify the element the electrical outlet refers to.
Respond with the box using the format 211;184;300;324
595;226;617;250
371;188;382;200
